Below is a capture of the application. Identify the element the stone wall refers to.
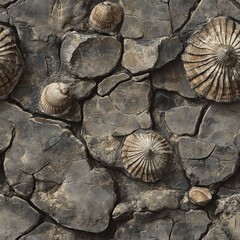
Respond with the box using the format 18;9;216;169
0;0;240;239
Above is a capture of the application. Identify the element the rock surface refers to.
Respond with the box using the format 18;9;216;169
0;195;40;239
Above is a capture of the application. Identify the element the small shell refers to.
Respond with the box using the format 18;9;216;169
121;131;173;183
182;16;240;102
188;187;212;205
40;83;71;115
0;26;23;99
89;1;124;34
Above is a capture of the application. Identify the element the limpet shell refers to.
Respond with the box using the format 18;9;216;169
188;187;212;205
89;1;124;34
182;16;240;102
0;25;23;99
121;131;173;183
40;82;72;115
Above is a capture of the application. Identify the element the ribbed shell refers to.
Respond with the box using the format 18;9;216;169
89;1;123;34
121;131;173;183
188;187;212;205
0;26;23;99
182;16;240;102
40;83;71;115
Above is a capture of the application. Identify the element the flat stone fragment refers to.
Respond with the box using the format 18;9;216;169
61;33;122;78
32;168;116;233
165;105;202;135
152;59;197;98
0;195;40;240
169;0;197;31
181;0;240;35
120;0;171;39
98;73;131;96
170;210;210;240
202;225;229;240
21;222;108;240
0;0;15;6
115;218;173;240
122;38;182;74
0;117;14;153
199;103;240;145
72;80;96;100
122;39;161;74
110;80;151;115
179;138;239;185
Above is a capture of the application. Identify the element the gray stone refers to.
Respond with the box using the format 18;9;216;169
61;33;122;78
179;138;239;185
21;222;108;240
181;0;240;35
8;0;93;41
152;59;197;99
4;111;87;196
137;111;152;129
72;80;96;100
227;211;240;240
170;210;210;240
120;0;171;39
115;218;173;240
0;7;9;22
199;103;240;145
0;117;14;153
109;80;151;115
132;73;150;82
32;168;116;233
169;0;197;31
98;73;131;96
122;38;161;74
0;0;14;6
165;105;203;135
203;225;229;240
141;189;180;212
84;135;123;168
83;95;142;137
0;195;40;239
122;38;182;74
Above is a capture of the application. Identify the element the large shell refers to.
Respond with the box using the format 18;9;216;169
40;83;72;115
0;25;23;99
121;131;173;183
89;1;124;34
182;16;240;102
188;187;212;205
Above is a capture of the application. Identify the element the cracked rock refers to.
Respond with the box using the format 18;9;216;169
72;80;96;100
199;103;240;145
98;73;131;96
32;168;116;233
112;203;132;220
115;218;173;240
120;0;171;39
152;59;197;99
171;210;210;240
169;0;197;31
8;0;92;41
202;225;228;240
0;117;14;153
0;194;40;240
109;80;151;115
122;38;182;74
179;138;239;185
181;0;240;36
165;105;203;135
21;222;107;240
61;33;122;78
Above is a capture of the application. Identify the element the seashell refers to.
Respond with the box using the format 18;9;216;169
188;187;212;205
0;25;23;99
40;82;72;115
121;131;173;183
182;16;240;102
89;1;124;34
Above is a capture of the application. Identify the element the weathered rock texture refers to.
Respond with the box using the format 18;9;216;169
0;0;239;239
